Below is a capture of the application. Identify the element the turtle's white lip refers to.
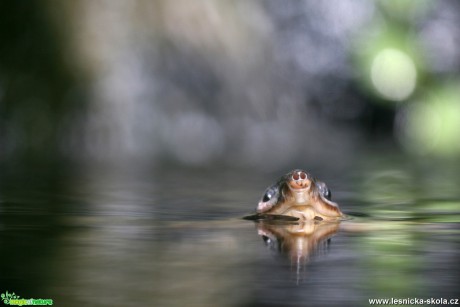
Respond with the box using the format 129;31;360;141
256;200;275;213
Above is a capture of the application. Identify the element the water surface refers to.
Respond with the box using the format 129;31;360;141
0;161;459;306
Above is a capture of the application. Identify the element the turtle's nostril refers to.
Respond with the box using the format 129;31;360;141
288;170;311;190
292;171;307;181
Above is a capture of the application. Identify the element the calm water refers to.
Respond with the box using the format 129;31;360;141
0;159;459;306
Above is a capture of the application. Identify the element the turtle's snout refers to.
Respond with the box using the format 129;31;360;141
289;170;311;190
292;170;307;181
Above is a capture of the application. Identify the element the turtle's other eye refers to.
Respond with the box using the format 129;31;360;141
322;187;331;200
317;181;332;200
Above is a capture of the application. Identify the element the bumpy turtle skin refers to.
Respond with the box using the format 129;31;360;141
256;169;344;221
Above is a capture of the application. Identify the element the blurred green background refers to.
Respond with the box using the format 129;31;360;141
1;0;459;172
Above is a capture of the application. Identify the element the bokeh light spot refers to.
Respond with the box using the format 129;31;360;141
397;84;460;156
371;48;417;102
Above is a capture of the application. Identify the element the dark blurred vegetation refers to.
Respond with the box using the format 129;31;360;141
0;0;459;171
0;2;84;165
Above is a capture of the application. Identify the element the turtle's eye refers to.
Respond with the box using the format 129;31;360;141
262;188;275;202
262;185;280;203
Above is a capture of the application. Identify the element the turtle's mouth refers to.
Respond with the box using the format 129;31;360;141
287;170;312;204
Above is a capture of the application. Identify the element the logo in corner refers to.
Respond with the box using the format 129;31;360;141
1;291;53;306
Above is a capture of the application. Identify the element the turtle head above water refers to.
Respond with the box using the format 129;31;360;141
256;169;344;221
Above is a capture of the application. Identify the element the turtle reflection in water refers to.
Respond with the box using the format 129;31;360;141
245;169;345;280
257;220;340;283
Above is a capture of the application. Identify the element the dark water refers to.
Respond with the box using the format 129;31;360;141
0;160;459;306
